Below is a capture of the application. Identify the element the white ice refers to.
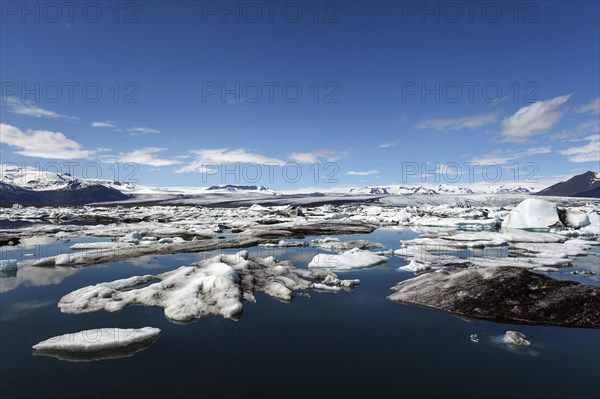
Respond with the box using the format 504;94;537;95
501;198;561;229
308;248;388;271
32;327;161;352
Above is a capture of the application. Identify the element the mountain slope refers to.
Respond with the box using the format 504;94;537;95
536;171;600;198
0;181;130;206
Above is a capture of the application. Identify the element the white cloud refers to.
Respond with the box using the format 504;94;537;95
346;169;379;176
126;127;160;135
0;123;91;159
550;119;600;141
377;141;398;149
470;146;551;165
500;94;571;142
576;97;600;115
91;121;116;128
288;149;345;164
416;113;497;131
176;148;285;173
117;147;180;167
559;134;600;163
4;97;77;120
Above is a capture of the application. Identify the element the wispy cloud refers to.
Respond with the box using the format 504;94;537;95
126;127;160;135
576;97;600;115
416;113;498;131
550;119;600;141
116;147;181;167
470;146;551;165
288;149;346;164
176;148;285;173
377;141;398;149
346;169;379;176
559;134;600;163
0;123;92;159
91;121;116;128
500;94;571;142
3;97;78;120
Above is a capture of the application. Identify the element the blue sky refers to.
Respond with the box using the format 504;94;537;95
1;1;599;190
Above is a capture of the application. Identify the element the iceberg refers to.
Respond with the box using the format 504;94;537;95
32;327;161;361
33;327;161;352
501;198;561;230
58;251;361;322
308;248;387;270
311;237;383;251
398;260;432;272
388;266;600;328
59;262;243;322
502;331;531;346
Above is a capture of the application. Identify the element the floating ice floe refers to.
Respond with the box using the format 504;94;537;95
412;217;497;230
502;331;531;346
308;248;388;271
32;237;266;268
70;242;135;250
388;266;600;327
32;327;161;361
259;240;308;248
58;251;360;322
311;237;383;252
33;327;161;352
398;260;432;273
59;262;243;321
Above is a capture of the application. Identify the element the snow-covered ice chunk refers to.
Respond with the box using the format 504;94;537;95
58;250;362;322
501;199;561;230
70;242;133;250
59;262;243;322
311;237;383;251
259;240;308;248
32;327;161;352
502;330;531;346
398;260;431;272
563;209;590;228
413;217;497;230
308;248;387;271
119;232;143;243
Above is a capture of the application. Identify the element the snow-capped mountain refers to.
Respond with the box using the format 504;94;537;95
346;184;537;195
348;186;439;195
349;186;393;195
486;185;534;194
207;185;278;195
1;164;73;190
536;171;600;198
436;184;474;195
0;181;130;206
0;164;134;192
0;165;282;198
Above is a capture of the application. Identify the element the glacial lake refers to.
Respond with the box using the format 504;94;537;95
1;228;599;399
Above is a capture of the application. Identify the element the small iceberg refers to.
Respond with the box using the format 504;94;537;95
32;327;161;362
308;248;387;271
502;330;531;346
398;260;431;273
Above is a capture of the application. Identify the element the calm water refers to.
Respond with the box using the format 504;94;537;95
1;228;599;399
